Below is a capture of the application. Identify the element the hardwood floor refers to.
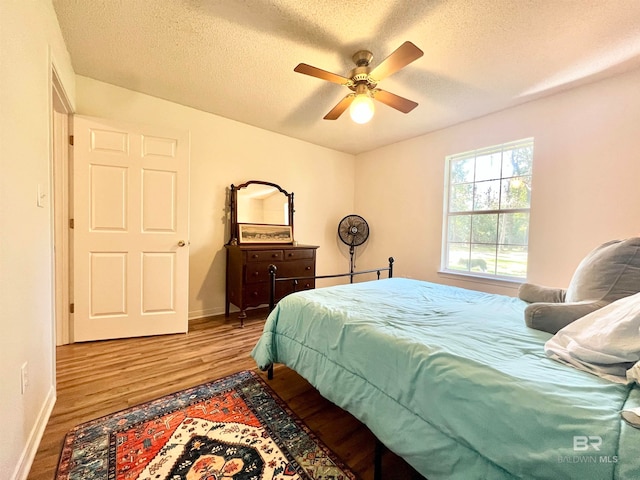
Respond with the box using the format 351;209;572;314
27;309;424;480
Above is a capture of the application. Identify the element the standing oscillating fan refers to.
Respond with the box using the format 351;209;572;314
337;214;370;282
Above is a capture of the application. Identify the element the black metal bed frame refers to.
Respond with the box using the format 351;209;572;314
265;256;394;379
264;256;395;480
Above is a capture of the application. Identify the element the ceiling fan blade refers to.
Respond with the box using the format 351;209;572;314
324;94;355;120
372;89;419;114
294;63;351;85
369;41;424;82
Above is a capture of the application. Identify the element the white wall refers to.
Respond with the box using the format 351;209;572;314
75;76;356;318
0;1;75;479
354;68;640;295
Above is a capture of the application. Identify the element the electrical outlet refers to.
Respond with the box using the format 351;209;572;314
21;362;29;394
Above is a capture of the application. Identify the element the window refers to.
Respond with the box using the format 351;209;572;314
442;138;534;279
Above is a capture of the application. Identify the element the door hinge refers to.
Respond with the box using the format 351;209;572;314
69;218;74;229
69;135;74;146
69;303;74;314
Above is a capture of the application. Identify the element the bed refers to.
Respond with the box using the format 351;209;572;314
251;277;640;479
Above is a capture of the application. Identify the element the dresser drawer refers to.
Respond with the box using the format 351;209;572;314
283;248;315;261
242;280;316;307
271;278;316;296
242;283;269;307
245;250;283;262
244;263;272;283
244;260;315;283
294;278;315;291
278;260;315;278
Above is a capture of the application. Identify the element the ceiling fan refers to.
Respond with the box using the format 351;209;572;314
294;41;423;124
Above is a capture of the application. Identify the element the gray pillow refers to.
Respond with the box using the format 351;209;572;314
518;283;566;303
525;300;608;334
521;237;640;334
565;238;640;303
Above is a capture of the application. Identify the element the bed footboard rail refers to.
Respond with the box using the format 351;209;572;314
267;256;394;313
264;257;393;381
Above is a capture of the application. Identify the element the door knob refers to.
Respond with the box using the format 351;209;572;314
178;240;189;247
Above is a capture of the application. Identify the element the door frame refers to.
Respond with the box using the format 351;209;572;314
51;64;73;346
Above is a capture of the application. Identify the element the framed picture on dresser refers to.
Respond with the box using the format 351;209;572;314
238;223;293;244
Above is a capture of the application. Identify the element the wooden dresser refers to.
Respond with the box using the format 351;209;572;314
225;244;318;325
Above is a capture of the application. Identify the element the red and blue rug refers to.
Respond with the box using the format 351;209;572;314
56;370;357;480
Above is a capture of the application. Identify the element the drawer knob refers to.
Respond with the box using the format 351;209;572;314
305;266;311;270
272;254;279;258
252;254;259;259
253;272;259;276
288;253;294;257
252;291;259;297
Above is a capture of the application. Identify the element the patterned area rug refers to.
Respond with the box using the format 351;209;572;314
56;370;357;480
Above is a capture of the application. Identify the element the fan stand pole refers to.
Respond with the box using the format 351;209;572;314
349;244;355;283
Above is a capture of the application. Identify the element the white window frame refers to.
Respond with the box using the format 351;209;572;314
441;138;534;281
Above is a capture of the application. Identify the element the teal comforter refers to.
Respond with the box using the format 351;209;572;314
251;278;640;479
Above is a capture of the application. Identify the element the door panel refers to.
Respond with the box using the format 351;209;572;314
90;252;127;316
73;116;190;341
91;165;128;230
142;252;176;313
142;169;176;231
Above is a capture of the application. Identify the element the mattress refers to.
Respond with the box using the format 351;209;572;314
251;278;640;479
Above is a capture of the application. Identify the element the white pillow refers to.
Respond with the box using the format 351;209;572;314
544;291;640;384
627;361;640;385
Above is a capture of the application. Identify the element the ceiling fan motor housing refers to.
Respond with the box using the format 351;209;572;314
349;67;377;91
352;50;373;66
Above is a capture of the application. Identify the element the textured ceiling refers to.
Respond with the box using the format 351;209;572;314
52;0;640;155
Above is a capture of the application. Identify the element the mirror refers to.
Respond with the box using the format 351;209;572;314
237;183;290;225
228;180;294;244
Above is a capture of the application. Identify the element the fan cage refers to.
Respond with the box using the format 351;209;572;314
337;215;370;281
338;215;369;247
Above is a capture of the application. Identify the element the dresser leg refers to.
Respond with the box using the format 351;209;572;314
238;310;247;328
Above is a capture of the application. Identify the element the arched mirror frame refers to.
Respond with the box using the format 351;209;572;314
228;180;294;245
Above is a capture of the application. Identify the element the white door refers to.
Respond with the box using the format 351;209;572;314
72;116;190;341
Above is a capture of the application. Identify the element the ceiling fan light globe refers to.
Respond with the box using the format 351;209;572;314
349;95;375;124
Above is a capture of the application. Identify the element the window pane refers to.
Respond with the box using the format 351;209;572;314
473;180;500;211
443;138;533;279
496;245;528;277
500;176;531;209
502;146;533;177
447;243;470;271
450;157;474;184
475;152;502;181
470;243;496;275
471;214;498;244
498;212;529;245
449;183;473;212
448;215;471;242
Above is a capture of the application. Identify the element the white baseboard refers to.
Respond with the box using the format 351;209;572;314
11;386;56;480
188;306;227;320
188;305;268;321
